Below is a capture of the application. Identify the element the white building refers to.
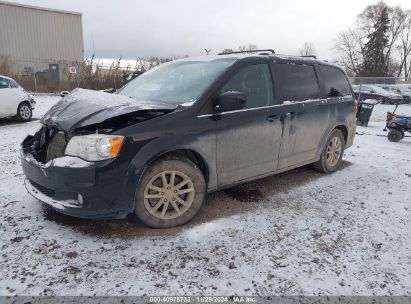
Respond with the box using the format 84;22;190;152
0;1;84;80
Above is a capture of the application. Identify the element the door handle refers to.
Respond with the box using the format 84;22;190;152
267;115;278;122
285;112;295;118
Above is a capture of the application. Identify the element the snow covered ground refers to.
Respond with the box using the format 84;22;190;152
0;96;410;296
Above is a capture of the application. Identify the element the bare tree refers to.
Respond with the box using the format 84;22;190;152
246;43;258;51
335;28;364;76
238;44;258;53
396;10;411;79
387;6;408;75
204;48;212;56
299;42;316;56
220;48;233;54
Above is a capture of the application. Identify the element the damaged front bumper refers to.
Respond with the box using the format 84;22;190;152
21;149;135;219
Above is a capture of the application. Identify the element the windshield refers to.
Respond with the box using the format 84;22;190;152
118;58;236;105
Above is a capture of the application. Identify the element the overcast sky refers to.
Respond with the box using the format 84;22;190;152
10;0;411;61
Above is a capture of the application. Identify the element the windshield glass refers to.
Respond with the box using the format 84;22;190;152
118;58;236;105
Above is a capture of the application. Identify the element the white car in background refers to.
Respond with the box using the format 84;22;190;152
0;75;35;121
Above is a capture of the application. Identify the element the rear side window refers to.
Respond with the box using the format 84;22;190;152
0;77;9;89
319;65;352;98
275;63;319;102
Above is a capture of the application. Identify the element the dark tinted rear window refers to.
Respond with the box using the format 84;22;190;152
319;65;352;98
276;63;319;102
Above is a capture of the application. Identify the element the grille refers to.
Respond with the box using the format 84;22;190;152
30;180;55;197
46;132;66;162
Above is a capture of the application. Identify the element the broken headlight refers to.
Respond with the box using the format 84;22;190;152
65;134;124;161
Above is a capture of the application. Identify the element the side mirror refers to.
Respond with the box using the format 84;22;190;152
214;91;246;113
60;91;69;98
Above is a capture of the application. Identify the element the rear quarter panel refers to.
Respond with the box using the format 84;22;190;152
316;97;356;156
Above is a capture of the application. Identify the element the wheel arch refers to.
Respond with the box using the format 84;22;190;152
144;148;210;186
19;100;32;106
334;124;348;143
17;100;32;112
316;122;349;160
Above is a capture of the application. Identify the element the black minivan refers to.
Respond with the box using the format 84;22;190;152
21;51;357;228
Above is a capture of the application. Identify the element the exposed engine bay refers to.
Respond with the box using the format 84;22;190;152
22;109;172;164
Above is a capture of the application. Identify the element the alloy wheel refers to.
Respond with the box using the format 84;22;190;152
326;136;342;167
143;170;195;220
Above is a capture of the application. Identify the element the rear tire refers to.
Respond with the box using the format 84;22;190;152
313;129;345;173
16;102;32;122
387;129;403;142
134;157;206;228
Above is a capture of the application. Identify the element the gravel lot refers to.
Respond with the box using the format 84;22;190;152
0;96;410;296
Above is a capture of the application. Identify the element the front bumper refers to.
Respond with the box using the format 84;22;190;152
21;151;135;219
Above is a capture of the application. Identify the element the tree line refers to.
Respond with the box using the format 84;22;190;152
335;1;411;79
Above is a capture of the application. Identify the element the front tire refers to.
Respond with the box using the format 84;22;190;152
387;129;403;142
16;102;32;122
134;157;206;228
313;129;345;173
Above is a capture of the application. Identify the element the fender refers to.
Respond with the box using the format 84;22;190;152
121;132;216;204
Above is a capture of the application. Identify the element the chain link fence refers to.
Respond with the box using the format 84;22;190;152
349;77;411;85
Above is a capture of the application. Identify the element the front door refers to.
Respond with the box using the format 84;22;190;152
215;62;283;186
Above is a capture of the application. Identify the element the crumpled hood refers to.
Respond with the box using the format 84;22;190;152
41;88;176;131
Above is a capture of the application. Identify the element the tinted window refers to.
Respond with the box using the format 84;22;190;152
0;77;9;89
221;64;274;108
319;65;352;97
276;63;319;102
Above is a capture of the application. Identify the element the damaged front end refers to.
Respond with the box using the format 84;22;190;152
21;89;176;219
22;108;173;164
22;125;67;164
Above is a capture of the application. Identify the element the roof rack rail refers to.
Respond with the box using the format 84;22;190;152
218;49;275;55
300;55;317;59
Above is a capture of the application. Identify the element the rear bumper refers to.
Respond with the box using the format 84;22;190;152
21;151;135;219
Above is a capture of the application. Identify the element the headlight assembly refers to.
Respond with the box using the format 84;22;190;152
65;134;124;161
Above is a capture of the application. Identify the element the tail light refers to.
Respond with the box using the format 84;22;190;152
354;99;359;114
